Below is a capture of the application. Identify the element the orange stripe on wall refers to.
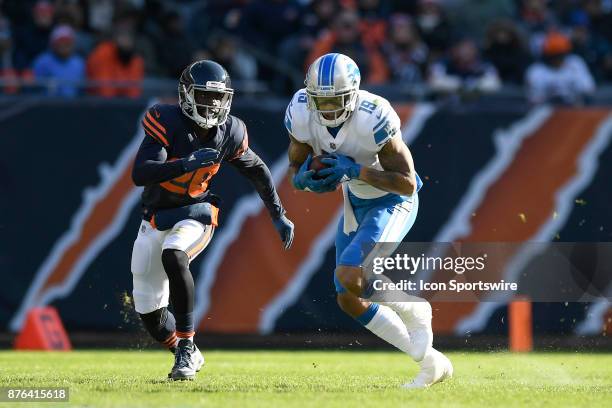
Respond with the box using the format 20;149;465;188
200;181;343;332
37;159;136;295
430;108;611;334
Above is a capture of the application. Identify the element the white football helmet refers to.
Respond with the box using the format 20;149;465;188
304;53;361;127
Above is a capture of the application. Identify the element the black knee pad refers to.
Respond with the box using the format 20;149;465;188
139;307;175;343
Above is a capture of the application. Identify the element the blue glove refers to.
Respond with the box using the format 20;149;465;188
181;148;219;173
292;155;338;193
318;154;362;182
273;214;295;250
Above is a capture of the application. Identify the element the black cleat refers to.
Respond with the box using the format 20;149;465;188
169;339;205;381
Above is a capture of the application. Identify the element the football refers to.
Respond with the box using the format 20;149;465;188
309;154;331;180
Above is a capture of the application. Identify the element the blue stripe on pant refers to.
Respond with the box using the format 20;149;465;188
334;193;419;293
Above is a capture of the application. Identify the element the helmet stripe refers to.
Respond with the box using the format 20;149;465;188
320;54;335;87
317;56;326;86
329;53;339;87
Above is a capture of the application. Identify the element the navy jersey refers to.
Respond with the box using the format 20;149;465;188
132;104;284;221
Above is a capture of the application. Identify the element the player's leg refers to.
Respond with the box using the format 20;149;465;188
364;195;434;361
375;195;452;388
161;219;214;380
334;214;423;360
139;307;177;353
161;249;195;341
337;196;452;387
130;221;178;353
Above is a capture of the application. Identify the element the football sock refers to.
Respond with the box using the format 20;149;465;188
162;249;195;342
381;301;433;361
358;303;422;361
139;307;177;351
175;312;195;342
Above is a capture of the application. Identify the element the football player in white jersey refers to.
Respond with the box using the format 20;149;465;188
285;53;452;388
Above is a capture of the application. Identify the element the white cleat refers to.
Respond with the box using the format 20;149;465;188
403;348;453;389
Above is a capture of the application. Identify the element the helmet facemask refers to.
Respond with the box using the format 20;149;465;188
306;87;357;127
180;82;233;129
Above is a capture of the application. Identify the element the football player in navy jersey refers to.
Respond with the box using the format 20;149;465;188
131;60;294;380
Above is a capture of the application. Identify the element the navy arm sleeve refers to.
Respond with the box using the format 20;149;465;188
131;136;185;186
229;148;285;219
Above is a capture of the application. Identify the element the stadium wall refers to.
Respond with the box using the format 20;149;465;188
0;97;610;337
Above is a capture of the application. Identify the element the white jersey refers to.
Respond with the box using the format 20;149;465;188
285;89;401;200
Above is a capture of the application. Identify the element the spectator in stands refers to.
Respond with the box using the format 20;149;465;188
445;0;515;42
32;25;85;97
240;0;302;53
86;0;115;34
240;0;303;83
152;10;196;78
356;0;392;48
54;0;94;57
278;0;339;75
0;15;19;94
12;1;55;70
526;31;595;105
484;19;531;85
518;0;558;56
86;28;144;98
567;2;612;82
383;14;428;84
113;9;161;77
295;0;338;38
188;0;246;47
388;0;418;15
205;33;258;82
429;38;501;94
582;0;612;41
306;9;389;84
414;0;452;60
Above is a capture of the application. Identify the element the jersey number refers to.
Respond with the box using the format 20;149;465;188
161;163;220;197
358;100;377;114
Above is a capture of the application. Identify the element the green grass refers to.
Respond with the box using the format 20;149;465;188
0;350;611;407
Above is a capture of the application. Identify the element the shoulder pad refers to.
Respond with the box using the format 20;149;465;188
353;93;401;149
226;115;249;160
142;104;178;147
285;89;310;141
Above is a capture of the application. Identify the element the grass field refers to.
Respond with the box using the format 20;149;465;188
0;350;611;407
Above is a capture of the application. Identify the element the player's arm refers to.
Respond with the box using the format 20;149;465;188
287;134;313;187
319;135;417;196
287;134;337;192
229;148;285;219
229;147;294;249
131;137;219;187
131;137;184;186
360;136;418;196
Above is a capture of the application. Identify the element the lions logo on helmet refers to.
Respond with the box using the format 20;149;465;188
305;53;361;127
179;60;234;129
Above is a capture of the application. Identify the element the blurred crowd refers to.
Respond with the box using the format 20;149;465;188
1;0;612;104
